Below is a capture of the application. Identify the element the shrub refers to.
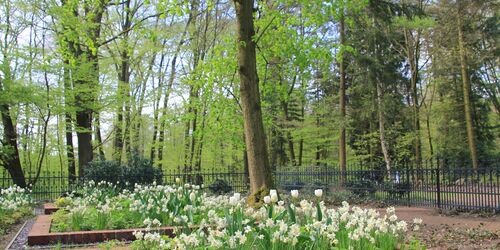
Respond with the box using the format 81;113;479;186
84;160;123;184
345;179;377;197
83;153;163;189
123;153;163;186
387;182;411;198
280;180;305;191
208;179;233;194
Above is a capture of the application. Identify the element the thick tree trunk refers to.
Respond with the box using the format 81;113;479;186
338;14;347;183
457;3;478;170
0;99;26;187
234;0;274;201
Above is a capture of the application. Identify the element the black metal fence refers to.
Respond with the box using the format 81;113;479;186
1;159;499;212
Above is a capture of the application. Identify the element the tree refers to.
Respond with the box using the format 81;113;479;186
456;0;478;170
0;0;26;187
233;0;273;204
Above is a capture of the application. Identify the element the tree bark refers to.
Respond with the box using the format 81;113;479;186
376;80;392;173
457;1;478;170
0;76;26;187
403;26;422;168
63;61;76;182
157;16;192;169
338;14;347;183
234;0;274;200
95;113;105;160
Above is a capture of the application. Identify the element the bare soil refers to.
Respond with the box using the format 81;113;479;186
0;221;25;249
389;207;500;250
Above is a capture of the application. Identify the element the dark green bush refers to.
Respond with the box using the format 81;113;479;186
345;179;377;197
208;179;233;194
280;180;305;191
123;153;163;186
386;182;411;198
83;153;163;189
83;160;123;184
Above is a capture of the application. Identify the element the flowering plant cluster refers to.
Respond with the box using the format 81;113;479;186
52;181;423;249
129;186;423;250
52;179;230;232
0;185;33;235
0;185;32;212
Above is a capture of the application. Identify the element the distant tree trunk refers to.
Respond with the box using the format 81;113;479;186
63;61;76;182
315;114;321;167
234;0;274;202
338;14;347;183
134;55;155;154
95;113;105;160
157;17;192;169
150;45;169;162
457;2;478;170
403;26;422;169
282;102;296;166
376;80;392;173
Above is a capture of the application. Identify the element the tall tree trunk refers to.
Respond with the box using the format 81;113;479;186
157;17;192;169
376;80;392;173
403;27;422;168
0;104;26;187
457;2;478;170
234;0;274;202
95;113;105;160
0;75;25;187
150;46;169;161
338;14;347;183
282;102;296;166
113;0;132;162
60;0;108;175
63;61;76;182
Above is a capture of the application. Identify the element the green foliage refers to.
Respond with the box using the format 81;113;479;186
208;179;233;194
83;153;163;189
346;179;377;198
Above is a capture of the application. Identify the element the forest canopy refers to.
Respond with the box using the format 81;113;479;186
0;0;498;187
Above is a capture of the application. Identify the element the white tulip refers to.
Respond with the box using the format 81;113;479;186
233;193;241;201
189;192;196;201
263;195;271;204
229;196;238;205
270;193;278;203
290;190;299;198
270;189;277;197
314;189;323;197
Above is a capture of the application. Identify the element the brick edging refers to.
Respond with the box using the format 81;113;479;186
43;203;59;215
28;215;184;246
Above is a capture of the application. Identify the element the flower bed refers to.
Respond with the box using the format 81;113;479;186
45;180;423;249
0;185;33;236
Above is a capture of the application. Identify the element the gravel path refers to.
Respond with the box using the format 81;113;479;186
7;219;35;250
5;207;43;250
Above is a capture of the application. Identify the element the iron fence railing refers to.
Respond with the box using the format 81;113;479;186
1;159;499;212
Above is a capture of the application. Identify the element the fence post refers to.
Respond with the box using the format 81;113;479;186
436;158;441;210
406;160;411;206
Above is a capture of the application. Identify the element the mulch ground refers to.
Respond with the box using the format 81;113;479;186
388;207;500;250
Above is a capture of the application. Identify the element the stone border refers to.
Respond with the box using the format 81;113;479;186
27;215;181;246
